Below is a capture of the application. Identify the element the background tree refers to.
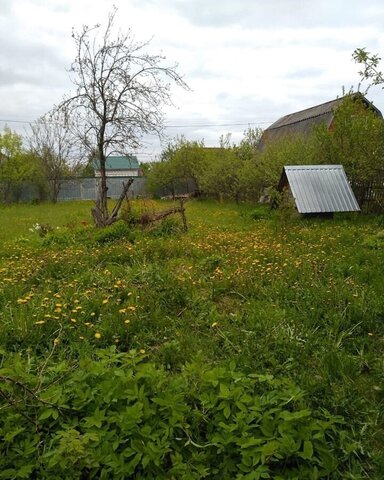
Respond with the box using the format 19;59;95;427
312;95;384;209
146;137;204;198
233;127;264;201
199;147;241;201
29;111;76;202
146;158;179;198
57;7;188;226
0;127;44;203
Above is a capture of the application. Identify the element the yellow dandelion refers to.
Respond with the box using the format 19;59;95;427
90;312;96;317
124;319;130;324
70;318;77;323
35;320;45;325
53;338;60;346
95;332;101;339
102;299;109;305
119;308;127;314
139;349;146;354
211;322;218;328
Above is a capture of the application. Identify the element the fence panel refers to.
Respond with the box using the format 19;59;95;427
352;181;384;213
57;177;148;201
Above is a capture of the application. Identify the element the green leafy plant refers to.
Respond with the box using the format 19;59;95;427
0;350;360;479
95;221;135;244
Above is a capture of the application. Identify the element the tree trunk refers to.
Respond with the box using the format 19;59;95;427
92;178;134;227
92;148;110;227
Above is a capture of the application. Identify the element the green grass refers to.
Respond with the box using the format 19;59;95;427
1;199;384;477
0;201;94;246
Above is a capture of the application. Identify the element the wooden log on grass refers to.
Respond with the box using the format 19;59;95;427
138;199;188;231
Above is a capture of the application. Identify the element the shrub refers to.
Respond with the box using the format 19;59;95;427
0;349;361;479
149;217;183;237
95;221;135;244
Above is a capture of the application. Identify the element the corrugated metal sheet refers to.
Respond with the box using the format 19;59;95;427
282;165;360;213
93;155;140;171
105;155;139;170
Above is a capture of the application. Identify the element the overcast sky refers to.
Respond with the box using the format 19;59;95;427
1;0;384;162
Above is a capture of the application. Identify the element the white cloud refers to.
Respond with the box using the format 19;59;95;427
0;0;384;160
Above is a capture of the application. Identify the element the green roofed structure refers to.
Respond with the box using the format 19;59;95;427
94;155;141;178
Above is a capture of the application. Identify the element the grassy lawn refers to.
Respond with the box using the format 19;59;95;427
0;201;94;246
1;199;384;478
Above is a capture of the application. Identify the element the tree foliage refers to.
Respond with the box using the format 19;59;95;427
146;137;204;197
148;128;267;202
0;127;44;203
353;48;384;88
313;95;384;183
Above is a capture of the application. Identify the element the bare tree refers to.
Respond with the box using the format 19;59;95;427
29;110;77;202
57;7;188;226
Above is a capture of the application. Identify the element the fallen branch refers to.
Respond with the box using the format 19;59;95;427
137;199;188;231
0;375;78;416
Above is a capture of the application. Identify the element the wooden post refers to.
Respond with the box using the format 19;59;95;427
180;199;188;232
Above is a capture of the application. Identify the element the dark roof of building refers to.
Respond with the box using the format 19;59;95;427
94;155;139;171
278;165;360;214
258;93;382;151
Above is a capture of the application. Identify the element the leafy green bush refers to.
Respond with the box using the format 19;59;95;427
95;221;135;244
0;349;360;479
149;217;183;237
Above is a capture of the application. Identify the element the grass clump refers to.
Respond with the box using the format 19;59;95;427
95;221;135;244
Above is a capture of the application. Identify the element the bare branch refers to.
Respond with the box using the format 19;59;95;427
353;48;384;90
